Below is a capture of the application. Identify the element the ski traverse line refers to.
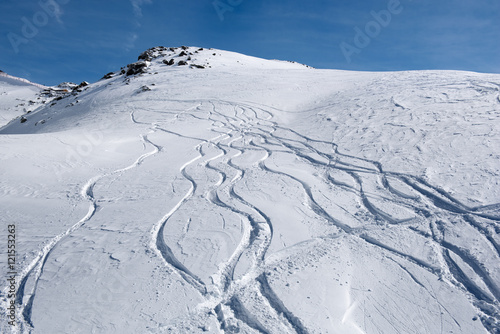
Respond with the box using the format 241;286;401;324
9;132;161;330
254;110;500;331
149;125;235;293
161;101;497;333
175;102;299;333
149;144;207;293
165;100;500;333
231;103;499;332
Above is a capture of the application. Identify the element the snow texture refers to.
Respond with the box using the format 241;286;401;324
1;47;499;333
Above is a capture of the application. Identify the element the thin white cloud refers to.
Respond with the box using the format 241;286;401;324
124;33;138;51
125;0;152;50
53;4;64;24
130;0;152;18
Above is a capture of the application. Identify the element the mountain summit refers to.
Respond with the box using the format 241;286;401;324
0;46;313;134
131;46;313;71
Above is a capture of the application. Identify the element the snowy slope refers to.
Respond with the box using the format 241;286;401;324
0;71;48;127
0;47;499;334
0;71;76;128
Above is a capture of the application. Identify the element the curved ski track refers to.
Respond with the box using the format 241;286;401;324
8;115;162;331
10;99;500;333
145;99;500;333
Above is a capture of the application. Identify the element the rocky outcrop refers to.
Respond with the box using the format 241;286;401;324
126;62;148;76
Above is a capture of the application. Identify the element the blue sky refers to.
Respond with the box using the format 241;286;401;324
0;0;498;86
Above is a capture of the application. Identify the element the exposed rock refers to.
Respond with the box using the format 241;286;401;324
101;72;114;80
138;51;153;61
72;81;89;92
163;59;175;66
126;62;148;76
190;64;205;69
76;81;89;88
178;60;188;66
138;46;170;61
57;82;77;90
179;51;188;57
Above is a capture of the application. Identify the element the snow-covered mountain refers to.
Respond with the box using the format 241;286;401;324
0;71;47;127
0;70;81;129
1;46;499;334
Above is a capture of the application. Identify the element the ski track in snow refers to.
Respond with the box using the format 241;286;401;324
139;99;500;333
177;100;498;333
148;99;499;333
9;97;500;333
10;126;161;331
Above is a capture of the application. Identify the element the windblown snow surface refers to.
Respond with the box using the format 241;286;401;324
0;71;48;127
1;47;499;333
